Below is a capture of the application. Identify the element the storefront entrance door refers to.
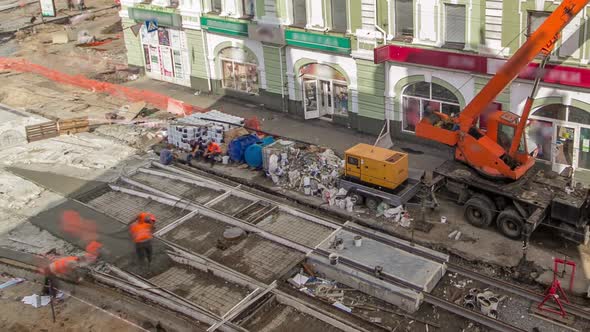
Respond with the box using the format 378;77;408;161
319;80;333;120
553;125;575;172
303;79;319;119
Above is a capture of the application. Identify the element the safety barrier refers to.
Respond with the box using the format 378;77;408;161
0;58;205;115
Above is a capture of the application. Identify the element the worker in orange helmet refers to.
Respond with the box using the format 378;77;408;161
203;140;222;166
129;213;155;269
40;255;86;297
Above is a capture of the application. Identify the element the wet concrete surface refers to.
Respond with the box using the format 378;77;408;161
27;199;172;278
7;167;106;198
163;214;229;255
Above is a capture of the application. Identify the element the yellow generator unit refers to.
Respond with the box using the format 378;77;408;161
344;143;409;190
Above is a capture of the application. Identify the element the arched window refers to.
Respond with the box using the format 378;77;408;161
220;47;259;94
401;82;460;132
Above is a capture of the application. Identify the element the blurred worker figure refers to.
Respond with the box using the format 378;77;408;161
160;144;175;165
186;140;203;164
41;255;86;297
129;212;155;270
203;140;222;166
84;240;104;263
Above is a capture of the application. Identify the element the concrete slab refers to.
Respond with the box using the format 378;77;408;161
317;229;445;293
257;211;334;248
163;214;229;256
164;216;303;283
307;254;423;313
130;171;225;204
149;264;250;316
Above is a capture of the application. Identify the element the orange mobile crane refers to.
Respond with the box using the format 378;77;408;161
416;0;589;180
416;0;590;243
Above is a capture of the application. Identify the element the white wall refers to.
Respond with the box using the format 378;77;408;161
205;33;267;89
285;47;358;100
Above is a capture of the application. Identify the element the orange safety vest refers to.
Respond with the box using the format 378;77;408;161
208;143;221;153
49;256;79;275
129;221;153;243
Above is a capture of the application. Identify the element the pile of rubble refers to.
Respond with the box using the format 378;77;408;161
264;143;344;195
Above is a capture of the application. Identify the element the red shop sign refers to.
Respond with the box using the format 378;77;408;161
375;44;590;89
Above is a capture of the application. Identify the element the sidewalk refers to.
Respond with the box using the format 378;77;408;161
125;77;452;172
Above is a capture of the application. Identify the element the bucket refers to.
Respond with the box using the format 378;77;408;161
440;216;447;223
354;236;362;247
329;253;339;265
478;298;492;315
304;186;311;195
222;156;230;164
488;296;499;310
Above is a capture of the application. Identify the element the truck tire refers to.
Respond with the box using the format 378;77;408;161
464;195;496;228
365;196;381;211
348;192;364;205
497;208;523;240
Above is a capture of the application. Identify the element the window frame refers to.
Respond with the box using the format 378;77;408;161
401;82;461;133
443;3;466;50
221;57;260;95
291;0;307;27
330;0;348;33
394;0;414;39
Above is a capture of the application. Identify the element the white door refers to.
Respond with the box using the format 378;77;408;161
319;80;333;119
553;124;576;173
303;79;320;119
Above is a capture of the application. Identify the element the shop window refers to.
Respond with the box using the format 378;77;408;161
401;82;460;133
243;0;255;17
395;0;414;38
209;0;222;13
331;0;348;32
527;11;550;37
220;47;259;94
532;104;567;121
292;0;307;27
567;106;590;125
300;63;348;119
526;119;553;162
579;128;590;170
444;4;465;49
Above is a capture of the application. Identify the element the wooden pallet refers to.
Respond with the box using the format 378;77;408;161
58;117;89;135
25;121;59;142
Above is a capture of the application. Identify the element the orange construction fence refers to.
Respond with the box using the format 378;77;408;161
0;57;205;115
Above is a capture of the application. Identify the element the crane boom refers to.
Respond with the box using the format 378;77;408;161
458;0;588;132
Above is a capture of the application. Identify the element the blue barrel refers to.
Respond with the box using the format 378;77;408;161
228;134;258;162
244;137;275;168
245;144;264;168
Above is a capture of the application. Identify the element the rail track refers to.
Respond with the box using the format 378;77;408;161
115;162;582;332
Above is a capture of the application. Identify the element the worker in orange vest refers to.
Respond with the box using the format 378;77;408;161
129;213;155;268
84;240;104;263
41;255;85;297
203;140;222;166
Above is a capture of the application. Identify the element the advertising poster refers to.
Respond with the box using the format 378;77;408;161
39;0;56;17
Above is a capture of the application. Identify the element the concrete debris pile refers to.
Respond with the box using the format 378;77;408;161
462;288;504;319
264;144;344;196
289;272;352;313
168;110;244;150
94;124;162;149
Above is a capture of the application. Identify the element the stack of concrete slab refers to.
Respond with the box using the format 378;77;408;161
168;110;244;150
307;222;448;313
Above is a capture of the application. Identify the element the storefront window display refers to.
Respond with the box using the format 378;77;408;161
300;63;348;119
139;26;190;87
220;47;259;94
528;104;590;171
402;82;460;132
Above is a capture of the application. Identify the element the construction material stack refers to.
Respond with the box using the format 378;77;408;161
167;110;244;150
